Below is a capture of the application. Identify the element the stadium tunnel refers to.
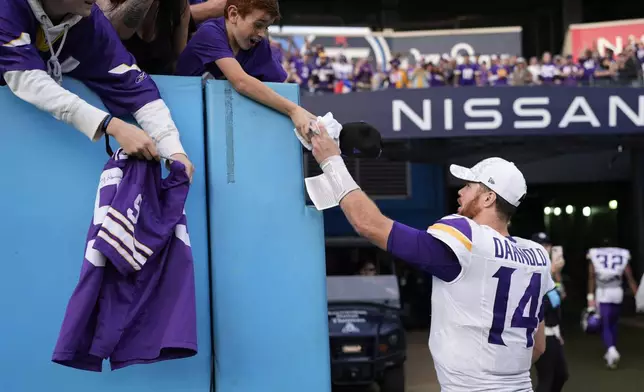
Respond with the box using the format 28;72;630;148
302;93;644;324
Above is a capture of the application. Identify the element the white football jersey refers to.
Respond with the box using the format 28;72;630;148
587;247;630;304
427;215;555;392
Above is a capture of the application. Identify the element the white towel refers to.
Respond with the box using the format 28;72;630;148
294;112;343;150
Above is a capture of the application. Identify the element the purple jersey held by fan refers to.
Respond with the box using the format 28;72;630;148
52;149;198;372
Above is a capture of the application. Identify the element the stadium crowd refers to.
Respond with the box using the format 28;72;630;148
273;39;644;95
86;0;644;95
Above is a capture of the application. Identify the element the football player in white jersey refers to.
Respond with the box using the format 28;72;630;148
586;240;639;369
309;126;554;392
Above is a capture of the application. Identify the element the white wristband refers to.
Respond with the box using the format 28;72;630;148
587;293;595;302
320;155;360;203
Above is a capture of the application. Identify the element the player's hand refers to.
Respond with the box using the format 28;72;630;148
170;153;195;183
587;299;596;309
311;123;341;164
106;118;159;160
290;106;317;143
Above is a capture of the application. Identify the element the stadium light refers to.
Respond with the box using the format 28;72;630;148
609;200;618;210
544;207;552;215
582;206;591;217
565;205;574;215
553;207;562;216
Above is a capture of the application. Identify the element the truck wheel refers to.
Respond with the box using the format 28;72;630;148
379;365;405;392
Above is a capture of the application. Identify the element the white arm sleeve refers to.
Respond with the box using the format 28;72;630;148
133;99;185;158
4;70;108;141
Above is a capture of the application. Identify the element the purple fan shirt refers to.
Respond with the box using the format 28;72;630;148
52;149;197;372
175;16;287;82
0;1;160;116
455;63;479;86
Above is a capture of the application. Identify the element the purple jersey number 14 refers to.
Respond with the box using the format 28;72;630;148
488;267;542;348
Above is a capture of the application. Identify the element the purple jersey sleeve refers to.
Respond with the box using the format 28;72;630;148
0;0;46;79
66;7;160;116
386;221;462;282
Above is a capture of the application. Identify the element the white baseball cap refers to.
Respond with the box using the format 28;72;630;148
450;157;527;207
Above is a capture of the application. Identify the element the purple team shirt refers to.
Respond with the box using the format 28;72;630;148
0;1;160;116
175;17;287;82
52;149;197;371
456;63;479;86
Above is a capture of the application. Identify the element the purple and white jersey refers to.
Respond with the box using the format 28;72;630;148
388;214;554;391
0;1;160;116
539;63;558;85
455;63;479;86
559;64;581;86
175;17;287;83
588;247;630;304
52;149;197;372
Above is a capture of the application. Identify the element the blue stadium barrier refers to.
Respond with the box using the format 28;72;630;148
205;80;330;392
0;76;211;391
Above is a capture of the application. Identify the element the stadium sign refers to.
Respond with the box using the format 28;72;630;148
267;25;522;68
300;87;644;138
563;18;644;61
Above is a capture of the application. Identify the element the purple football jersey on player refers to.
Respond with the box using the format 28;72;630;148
52;149;197;372
175;17;287;82
0;1;160;116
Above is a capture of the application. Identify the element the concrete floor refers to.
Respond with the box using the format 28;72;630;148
403;317;644;392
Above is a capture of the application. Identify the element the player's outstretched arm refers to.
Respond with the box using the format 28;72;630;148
310;125;463;282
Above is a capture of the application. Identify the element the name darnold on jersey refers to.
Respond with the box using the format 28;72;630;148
588;247;630;304
427;215;555;392
52;149;198;372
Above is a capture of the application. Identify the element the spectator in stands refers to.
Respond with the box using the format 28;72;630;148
527;56;541;84
427;62;446;87
190;0;226;24
332;55;353;94
291;53;314;93
310;54;335;94
578;48;597;86
388;58;409;89
617;46;640;87
282;60;301;85
593;56;616;86
510;57;533;86
408;59;429;89
478;61;490;86
371;65;389;90
175;0;317;141
97;0;191;75
559;55;582;86
538;52;558;85
353;58;374;92
453;54;479;87
489;57;510;86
